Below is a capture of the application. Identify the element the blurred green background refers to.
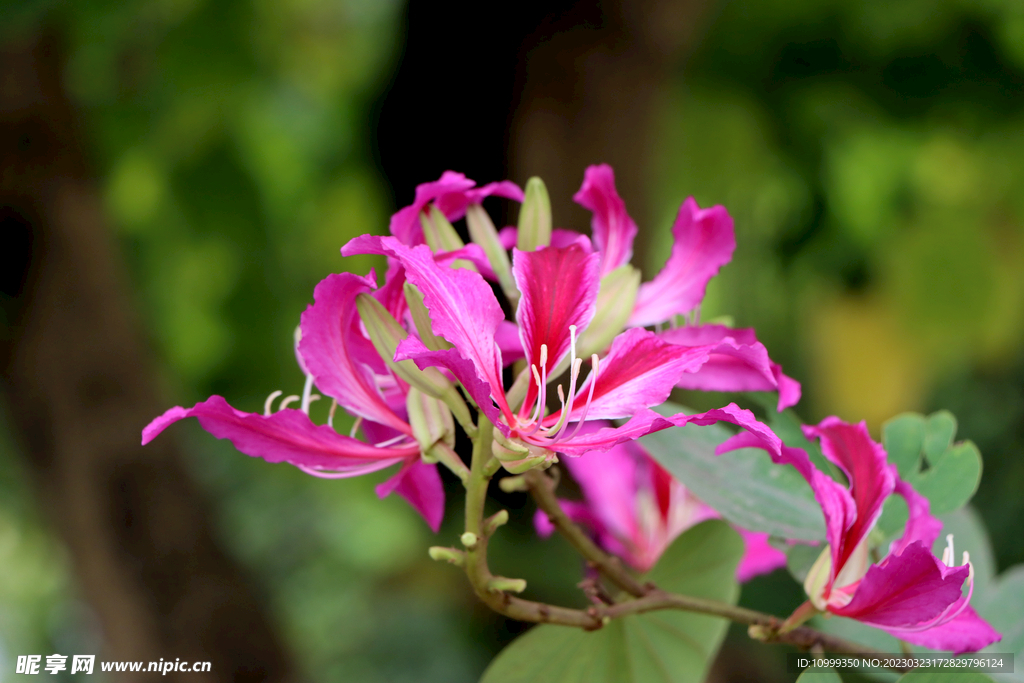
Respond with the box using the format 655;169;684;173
1;0;1023;681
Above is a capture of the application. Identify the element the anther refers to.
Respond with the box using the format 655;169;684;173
278;395;301;410
327;399;338;428
264;390;283;416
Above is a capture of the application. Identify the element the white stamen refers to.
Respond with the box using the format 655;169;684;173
301;374;316;414
943;534;955;566
264;390;283;416
327;399;338;428
375;433;413;448
551;357;583;439
539;343;548;372
567;354;601;440
278;395;301;410
349;415;363;438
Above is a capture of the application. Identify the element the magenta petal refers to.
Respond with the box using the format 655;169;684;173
376;458;445;531
299;272;411;434
832;542;968;627
629;198;736;328
890;478;944;556
389;171;476;245
559;328;719;422
495;321;525;366
772;362;802;411
435;243;498;281
513;243;601;413
394;336;505;428
804;418;896;577
573;164;639;276
378;238;512;420
883;606;1001;654
735;529;788;582
660;327;778;396
462;180;525;207
142;396;416;472
561;432;644;544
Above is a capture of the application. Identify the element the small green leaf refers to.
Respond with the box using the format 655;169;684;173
481;521;742;683
922;410;957;464
882;413;926;477
787;542;825;583
797;667;843;683
642;405;825;541
908;441;982;515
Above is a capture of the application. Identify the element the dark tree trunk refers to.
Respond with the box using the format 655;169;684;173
0;31;297;683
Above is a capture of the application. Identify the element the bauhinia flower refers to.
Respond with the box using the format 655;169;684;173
534;423;787;580
142;270;455;531
343;234;782;471
725;417;1001;653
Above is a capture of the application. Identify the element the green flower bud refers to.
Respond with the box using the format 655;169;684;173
355;293;450;397
406;386;455;452
404;282;452;351
517;176;552;252
491;429;556;474
466;203;519;306
577;264;641;358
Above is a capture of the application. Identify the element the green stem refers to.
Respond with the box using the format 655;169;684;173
428;442;470;484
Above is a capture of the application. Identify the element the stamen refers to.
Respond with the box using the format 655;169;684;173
566;354;601;440
942;534;955;566
349;415;363;438
264;390;283;416
297;466;354;479
374;433;414;448
539;343;548;372
552;357;583;440
327;399;338;428
278;395;301;411
301;374;316;414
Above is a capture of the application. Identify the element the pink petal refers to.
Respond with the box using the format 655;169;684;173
298;272;411;434
660;326;778;396
435;243;498;281
389;171;475;245
495;320;525;366
804;419;896;582
556;328;720;422
369;238;512;422
141;396;417;472
573;164;638;276
461;180;524;207
513;243;601;415
832;542;969;628
629;197;736;328
736;529;789;582
883;606;1001;654
889;478;943;556
376;458;445;531
561;432;644;544
772;362;802;411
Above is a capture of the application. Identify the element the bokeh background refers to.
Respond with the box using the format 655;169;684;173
2;0;1023;681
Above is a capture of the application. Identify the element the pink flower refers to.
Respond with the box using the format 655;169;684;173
343;235;782;465
534;424;787;580
727;417;1001;653
143;270;446;530
389;170;523;246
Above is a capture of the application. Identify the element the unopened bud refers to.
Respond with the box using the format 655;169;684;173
421;205;465;252
517;177;552;252
406;387;455;452
577;265;641;358
802;545;833;611
492;430;555;474
355;293;449;396
404;282;452;351
485;509;509;535
487;576;527;593
466;204;519;306
460;531;478;549
428;546;465;566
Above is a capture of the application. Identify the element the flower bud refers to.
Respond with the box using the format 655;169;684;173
355;293;450;397
577;264;641;358
517;177;552;252
802;546;832;611
466;203;519;306
492;429;556;474
406;386;455;452
404;282;453;351
420;205;465;252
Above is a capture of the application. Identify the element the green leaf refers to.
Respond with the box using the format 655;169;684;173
642;408;825;541
797;667;843;683
897;673;995;683
882;413;926;478
480;521;742;683
922;410;957;464
976;564;1024;682
908;441;982;515
787;543;824;583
